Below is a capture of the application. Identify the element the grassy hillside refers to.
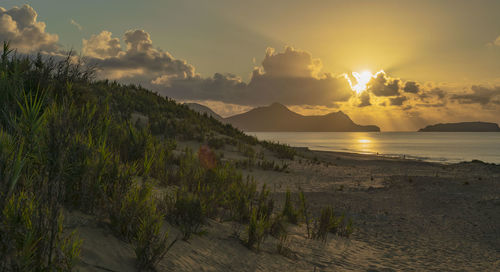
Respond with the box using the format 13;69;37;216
0;43;351;270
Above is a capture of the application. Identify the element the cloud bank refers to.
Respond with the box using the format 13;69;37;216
0;5;59;53
1;4;499;130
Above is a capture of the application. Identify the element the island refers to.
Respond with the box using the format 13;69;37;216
418;122;500;132
224;102;380;132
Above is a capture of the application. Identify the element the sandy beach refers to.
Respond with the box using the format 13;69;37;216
73;146;500;271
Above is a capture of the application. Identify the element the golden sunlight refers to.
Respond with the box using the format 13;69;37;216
345;70;384;93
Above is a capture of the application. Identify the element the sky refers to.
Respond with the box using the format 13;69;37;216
1;0;500;130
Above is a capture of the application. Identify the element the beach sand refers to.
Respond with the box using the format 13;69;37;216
73;146;500;271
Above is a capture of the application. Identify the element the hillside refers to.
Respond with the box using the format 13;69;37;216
419;122;500;132
185;102;223;121
225;103;380;132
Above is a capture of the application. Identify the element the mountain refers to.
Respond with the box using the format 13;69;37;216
418;122;500;132
185;103;223;121
224;103;380;132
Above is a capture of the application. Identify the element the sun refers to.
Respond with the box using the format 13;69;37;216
345;70;384;93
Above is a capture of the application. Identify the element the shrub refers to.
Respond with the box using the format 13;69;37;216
312;206;336;242
207;137;225;149
110;183;158;241
245;207;270;250
282;190;299;224
133;213;176;270
0;191;82;271
311;206;353;241
338;218;354;238
169;190;205;240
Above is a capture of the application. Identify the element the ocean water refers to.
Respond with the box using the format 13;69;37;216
249;132;500;164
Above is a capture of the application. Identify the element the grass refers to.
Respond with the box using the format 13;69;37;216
0;42;354;269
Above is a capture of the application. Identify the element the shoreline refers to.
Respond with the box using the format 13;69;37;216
293;145;500;166
248;131;500;165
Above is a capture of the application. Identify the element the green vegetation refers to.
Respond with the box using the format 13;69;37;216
312;206;353;242
282;190;300;224
0;43;353;269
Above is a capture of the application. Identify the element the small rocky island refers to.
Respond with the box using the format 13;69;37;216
419;122;500;132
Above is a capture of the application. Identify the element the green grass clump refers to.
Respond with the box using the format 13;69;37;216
169;189;205;240
110;183;174;269
261;141;296;160
133;213;176;270
0;191;81;271
245;207;270;250
282;190;299;224
312;206;353;241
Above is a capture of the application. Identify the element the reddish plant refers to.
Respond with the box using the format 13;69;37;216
198;145;216;170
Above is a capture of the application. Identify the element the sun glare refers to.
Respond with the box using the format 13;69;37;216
358;139;371;144
345;70;384;93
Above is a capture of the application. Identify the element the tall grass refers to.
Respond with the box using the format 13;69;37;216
0;42;354;269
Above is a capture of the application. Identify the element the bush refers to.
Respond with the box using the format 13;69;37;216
169;190;205;240
282;190;299;224
133;213;176;270
245;207;270;250
311;206;353;241
0;191;82;271
207;137;225;149
110;183;159;241
338;218;354;238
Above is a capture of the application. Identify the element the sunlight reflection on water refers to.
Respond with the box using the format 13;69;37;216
250;132;500;164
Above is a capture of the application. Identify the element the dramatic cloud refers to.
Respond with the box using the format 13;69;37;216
403;81;420;93
83;30;196;83
0;5;59;53
358;92;371;107
161;46;353;106
451;85;500;105
367;72;400;97
83;31;121;59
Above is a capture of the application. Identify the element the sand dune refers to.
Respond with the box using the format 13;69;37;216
72;146;500;271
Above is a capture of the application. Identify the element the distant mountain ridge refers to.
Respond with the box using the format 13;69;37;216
224;103;380;132
185;103;223;121
419;122;500;132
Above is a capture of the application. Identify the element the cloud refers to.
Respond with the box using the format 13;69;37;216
389;96;407;106
163;46;354;106
70;19;82;31
83;31;121;59
0;5;59;53
419;87;446;101
358;92;371;107
83;30;196;83
450;85;500;105
85;36;355;106
403;81;419;93
367;71;400;96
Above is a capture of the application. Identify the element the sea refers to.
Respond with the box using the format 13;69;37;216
249;132;500;164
